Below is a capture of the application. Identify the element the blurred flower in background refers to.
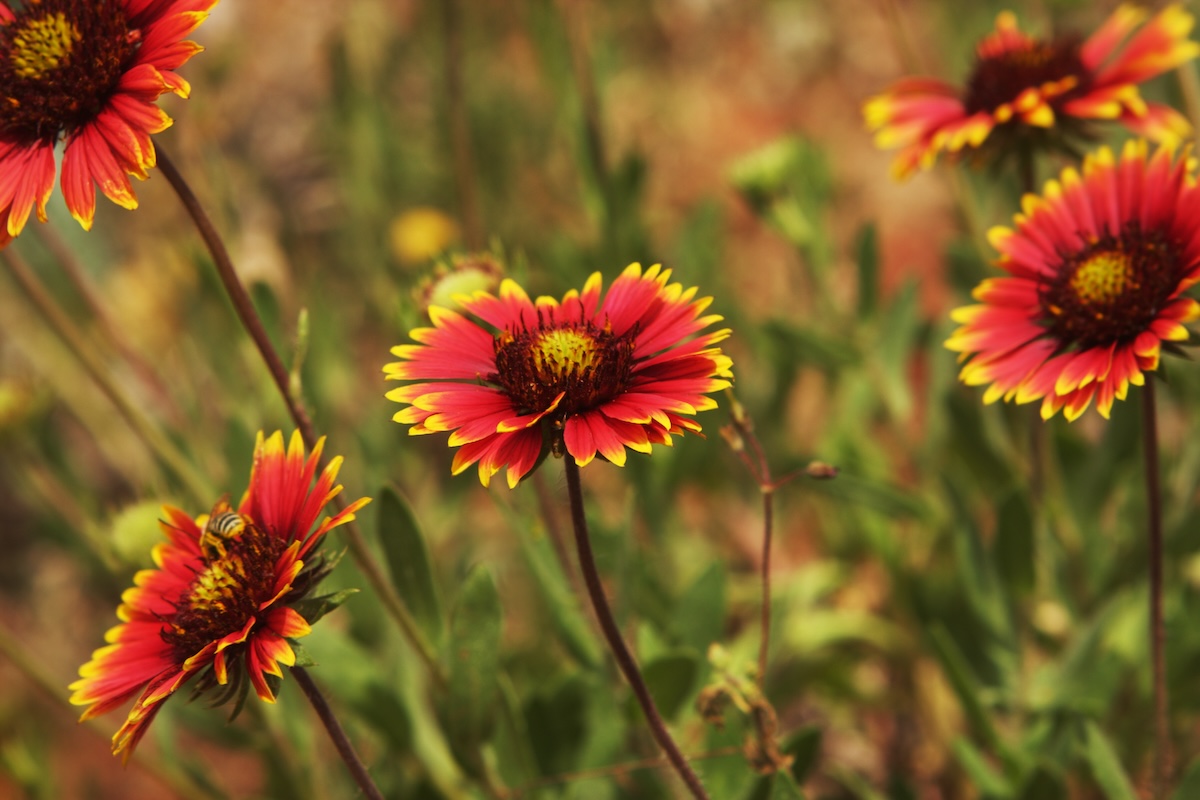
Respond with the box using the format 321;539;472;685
385;263;734;488
415;250;505;315
69;431;369;762
864;5;1199;179
0;0;215;245
389;206;461;267
945;141;1200;421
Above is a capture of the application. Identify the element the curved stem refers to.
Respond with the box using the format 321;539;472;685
1143;380;1169;797
563;458;710;800
156;147;446;687
291;666;385;800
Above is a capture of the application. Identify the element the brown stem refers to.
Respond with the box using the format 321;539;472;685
1143;380;1170;797
155;148;314;439
156;147;446;688
291;666;385;800
442;0;483;249
563;457;710;800
757;487;775;682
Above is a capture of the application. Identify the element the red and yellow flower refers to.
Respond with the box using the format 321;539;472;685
384;263;734;488
0;0;215;247
865;5;1199;179
946;140;1200;421
70;431;369;762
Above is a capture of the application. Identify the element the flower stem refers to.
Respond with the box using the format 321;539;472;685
155;147;446;688
562;457;711;800
1143;379;1170;797
291;666;385;800
757;487;775;682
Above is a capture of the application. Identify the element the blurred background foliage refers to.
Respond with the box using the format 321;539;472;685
2;0;1200;798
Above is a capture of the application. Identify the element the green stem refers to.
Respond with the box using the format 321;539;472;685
0;249;212;504
155;147;446;688
563;458;710;800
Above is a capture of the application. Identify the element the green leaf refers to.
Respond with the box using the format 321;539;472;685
292;588;359;627
632;653;699;722
444;565;502;772
768;771;805;799
377;486;443;647
526;675;590;776
1081;722;1137;800
674;562;726;653
1017;765;1065;800
785;726;823;784
289;641;317;668
517;522;602;669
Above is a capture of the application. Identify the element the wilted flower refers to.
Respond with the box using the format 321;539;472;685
384;263;733;487
865;5;1198;179
0;0;215;245
946;141;1200;421
70;431;369;761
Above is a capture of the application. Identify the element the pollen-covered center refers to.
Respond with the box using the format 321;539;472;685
161;519;288;662
964;36;1085;115
492;320;636;418
0;0;139;144
11;12;79;79
1040;224;1183;349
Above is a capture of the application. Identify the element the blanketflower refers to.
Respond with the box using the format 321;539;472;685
70;431;369;762
945;140;1200;421
384;263;733;488
0;0;215;246
864;5;1199;179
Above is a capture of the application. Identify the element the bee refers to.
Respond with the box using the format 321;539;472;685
200;508;247;561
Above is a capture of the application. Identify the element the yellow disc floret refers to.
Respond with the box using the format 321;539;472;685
533;328;600;382
11;13;80;79
1070;250;1134;306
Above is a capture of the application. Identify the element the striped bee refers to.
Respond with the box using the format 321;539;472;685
200;509;247;561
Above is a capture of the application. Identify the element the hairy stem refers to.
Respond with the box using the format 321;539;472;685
156;147;445;687
292;666;385;800
563;458;710;800
1143;380;1170;797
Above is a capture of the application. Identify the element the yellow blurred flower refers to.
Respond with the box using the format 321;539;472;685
389;207;461;266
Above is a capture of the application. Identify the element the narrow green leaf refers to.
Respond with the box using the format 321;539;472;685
445;566;502;770
1081;722;1137;800
951;737;1013;798
377;486;443;647
293;588;359;627
855;223;878;317
517;524;601;668
927;625;1005;758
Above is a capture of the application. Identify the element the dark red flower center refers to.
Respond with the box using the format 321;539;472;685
492;319;636;419
1039;224;1184;349
0;0;139;145
161;516;288;662
963;36;1085;115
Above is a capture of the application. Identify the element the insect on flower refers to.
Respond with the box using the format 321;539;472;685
199;505;249;561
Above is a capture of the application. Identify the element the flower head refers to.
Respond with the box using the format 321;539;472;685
0;0;215;246
384;263;733;488
945;140;1200;421
865;5;1199;179
70;431;369;762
